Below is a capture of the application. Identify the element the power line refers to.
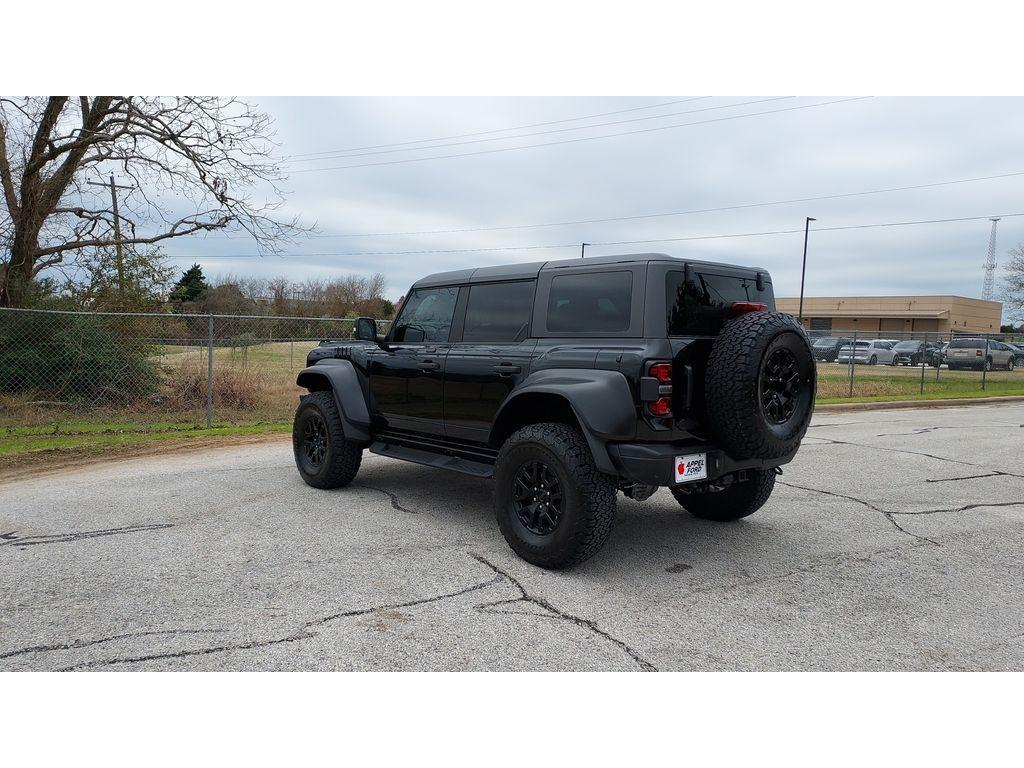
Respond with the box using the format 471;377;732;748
289;97;873;173
215;168;1024;240
283;97;790;163
286;97;713;159
171;211;1024;260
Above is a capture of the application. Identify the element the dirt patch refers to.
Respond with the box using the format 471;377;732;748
0;432;291;485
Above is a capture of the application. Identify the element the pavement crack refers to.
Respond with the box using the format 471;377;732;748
925;472;1004;483
302;576;502;630
778;480;939;545
469;553;658;672
0;523;173;548
54;576;503;670
896;501;1024;517
0;629;225;661
357;483;416;514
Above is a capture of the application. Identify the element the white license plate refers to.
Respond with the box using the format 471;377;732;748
674;453;708;483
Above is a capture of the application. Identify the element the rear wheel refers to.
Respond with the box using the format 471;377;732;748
670;470;776;522
493;423;616;569
293;391;363;489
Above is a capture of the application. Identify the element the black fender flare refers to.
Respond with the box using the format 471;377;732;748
296;361;372;443
490;369;636;475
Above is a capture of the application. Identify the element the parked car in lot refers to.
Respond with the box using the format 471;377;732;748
892;340;942;366
1005;342;1024;366
291;253;815;568
927;342;949;367
810;336;852;362
945;338;1016;371
836;339;898;365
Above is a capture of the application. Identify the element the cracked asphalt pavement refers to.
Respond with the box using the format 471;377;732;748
2;404;1023;671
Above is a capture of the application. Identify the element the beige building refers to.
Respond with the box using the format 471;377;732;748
775;295;1002;335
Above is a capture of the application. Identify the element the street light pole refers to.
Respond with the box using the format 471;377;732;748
798;216;816;327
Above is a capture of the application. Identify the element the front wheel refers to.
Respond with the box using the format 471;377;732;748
293;391;363;489
670;470;776;522
493;423;617;569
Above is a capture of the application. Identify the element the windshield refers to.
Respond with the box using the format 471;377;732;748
813;337;838;346
894;341;920;350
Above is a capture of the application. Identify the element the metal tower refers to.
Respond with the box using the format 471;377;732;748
982;217;1000;301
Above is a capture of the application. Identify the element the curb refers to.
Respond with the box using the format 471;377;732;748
815;395;1024;412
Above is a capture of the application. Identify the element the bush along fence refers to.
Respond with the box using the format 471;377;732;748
0;307;389;429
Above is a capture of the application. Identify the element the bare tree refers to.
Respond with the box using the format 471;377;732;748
1002;243;1024;322
0;96;303;306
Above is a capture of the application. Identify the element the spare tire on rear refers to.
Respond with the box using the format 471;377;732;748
704;312;815;460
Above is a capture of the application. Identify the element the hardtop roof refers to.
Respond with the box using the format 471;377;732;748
410;252;771;288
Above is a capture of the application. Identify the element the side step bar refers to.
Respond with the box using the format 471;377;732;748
369;441;494;478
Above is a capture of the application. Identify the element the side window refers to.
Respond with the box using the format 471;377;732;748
390;286;459;343
462;281;535;342
547;271;632;333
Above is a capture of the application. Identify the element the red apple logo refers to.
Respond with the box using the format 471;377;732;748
677;461;686;476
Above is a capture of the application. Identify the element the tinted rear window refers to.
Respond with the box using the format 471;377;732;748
547;271;632;333
949;339;985;349
667;271;774;336
462;281;534;342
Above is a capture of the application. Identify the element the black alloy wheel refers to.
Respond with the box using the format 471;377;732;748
511;460;564;536
759;347;802;425
301;411;328;471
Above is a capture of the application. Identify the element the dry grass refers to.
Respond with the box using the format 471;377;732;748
164;360;270;411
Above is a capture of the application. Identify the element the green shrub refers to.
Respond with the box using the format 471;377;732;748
0;312;161;403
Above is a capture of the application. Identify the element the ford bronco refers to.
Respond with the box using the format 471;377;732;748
292;253;815;569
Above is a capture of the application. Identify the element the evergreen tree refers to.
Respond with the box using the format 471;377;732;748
169;263;209;306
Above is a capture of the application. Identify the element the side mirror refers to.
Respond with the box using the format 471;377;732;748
354;317;377;342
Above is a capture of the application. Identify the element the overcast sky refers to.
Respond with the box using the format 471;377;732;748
162;97;1024;306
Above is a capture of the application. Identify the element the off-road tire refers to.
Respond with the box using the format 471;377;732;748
705;312;815;460
493;423;616;569
293;391;363;489
670;469;776;522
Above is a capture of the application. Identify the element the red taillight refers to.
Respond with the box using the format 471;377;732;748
648;396;673;417
646;361;673;417
648;362;673;383
731;301;768;315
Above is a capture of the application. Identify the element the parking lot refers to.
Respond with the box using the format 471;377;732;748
2;403;1023;671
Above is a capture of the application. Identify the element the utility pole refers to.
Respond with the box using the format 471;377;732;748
87;175;134;309
798;216;816;327
581;242;590;259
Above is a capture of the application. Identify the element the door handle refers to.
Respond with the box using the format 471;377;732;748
493;363;522;376
418;360;440;371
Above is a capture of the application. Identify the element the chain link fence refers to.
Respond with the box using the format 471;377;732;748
806;328;1024;401
0;307;390;430
2;308;1022;434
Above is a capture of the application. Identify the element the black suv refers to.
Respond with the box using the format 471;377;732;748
292;253;815;569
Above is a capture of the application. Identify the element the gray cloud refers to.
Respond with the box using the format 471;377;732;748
162;97;1024;309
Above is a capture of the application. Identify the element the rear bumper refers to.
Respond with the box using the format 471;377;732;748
607;441;798;487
